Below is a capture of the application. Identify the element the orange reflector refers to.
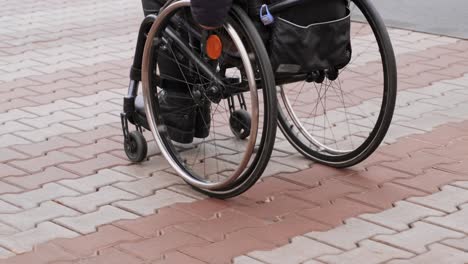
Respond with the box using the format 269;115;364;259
206;34;222;60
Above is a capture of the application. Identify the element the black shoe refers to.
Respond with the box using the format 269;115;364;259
158;91;196;144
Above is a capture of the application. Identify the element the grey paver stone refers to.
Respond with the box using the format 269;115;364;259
248;236;341;264
306;218;395;250
1;183;79;209
114;189;194;216
54;205;139;234
360;201;445;231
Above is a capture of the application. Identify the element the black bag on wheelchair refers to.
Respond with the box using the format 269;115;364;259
269;0;352;74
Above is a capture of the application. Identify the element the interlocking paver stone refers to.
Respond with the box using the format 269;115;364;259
297;198;380;226
0;243;76;264
62;125;122;144
452;181;468;190
0;121;34;136
0;247;14;259
54;205;139;234
57;186;138;213
0;183;79;209
63;113;118;131
0;223;18;236
114;189;194;216
108;156;174;177
347;182;426;209
247;236;341;264
0;182;22;196
381;151;458;176
408;185;468;213
333;166;412;189
317;240;413;264
0;164;24;178
0;222;79;254
58;169;135;193
234;255;272;264
113;172;183;196
10;136;79;157
360;201;445;231
176;209;267;242
373;222;464;254
59;153;128;176
442;237;468;251
15;123;81;142
168;185;208;200
425;203;468;233
411;123;468;145
287;179;363;205
0;149;28;163
0;109;36;124
387;243;468;264
57;247;143;264
397;112;463;132
306;218;395;250
0;200;20;214
152;251;208;264
53;225;140;257
9;151;80;173
119;228;209;261
395;101;447;119
395;169;468;193
60;138;122;159
0;201;79;231
22;100;82;116
4;167;80;190
65;101;120;118
19;111;82;129
67;91;121;106
270;154;314;171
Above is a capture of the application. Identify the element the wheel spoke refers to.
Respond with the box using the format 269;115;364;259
277;0;396;166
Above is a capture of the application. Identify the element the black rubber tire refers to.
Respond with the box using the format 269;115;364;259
277;0;397;168
124;131;148;163
230;109;251;140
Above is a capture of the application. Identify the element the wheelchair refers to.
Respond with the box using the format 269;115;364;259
120;0;397;198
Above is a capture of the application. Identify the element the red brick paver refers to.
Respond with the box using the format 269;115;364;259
2;121;467;263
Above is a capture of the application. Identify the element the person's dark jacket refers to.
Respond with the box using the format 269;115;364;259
191;0;233;28
142;0;233;28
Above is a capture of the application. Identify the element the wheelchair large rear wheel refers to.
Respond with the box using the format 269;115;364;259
141;1;277;198
277;0;397;168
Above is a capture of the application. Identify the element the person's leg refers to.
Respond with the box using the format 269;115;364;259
140;0;210;143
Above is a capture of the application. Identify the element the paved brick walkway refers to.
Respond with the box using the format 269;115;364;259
1;0;468;263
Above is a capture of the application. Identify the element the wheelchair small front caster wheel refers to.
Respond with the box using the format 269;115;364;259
124;131;148;162
230;109;251;140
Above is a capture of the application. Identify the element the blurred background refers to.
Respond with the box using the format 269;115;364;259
371;0;468;39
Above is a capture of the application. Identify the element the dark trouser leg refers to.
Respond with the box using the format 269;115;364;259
142;0;191;93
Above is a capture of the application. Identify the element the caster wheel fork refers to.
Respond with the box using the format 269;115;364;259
228;94;252;140
121;113;148;163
